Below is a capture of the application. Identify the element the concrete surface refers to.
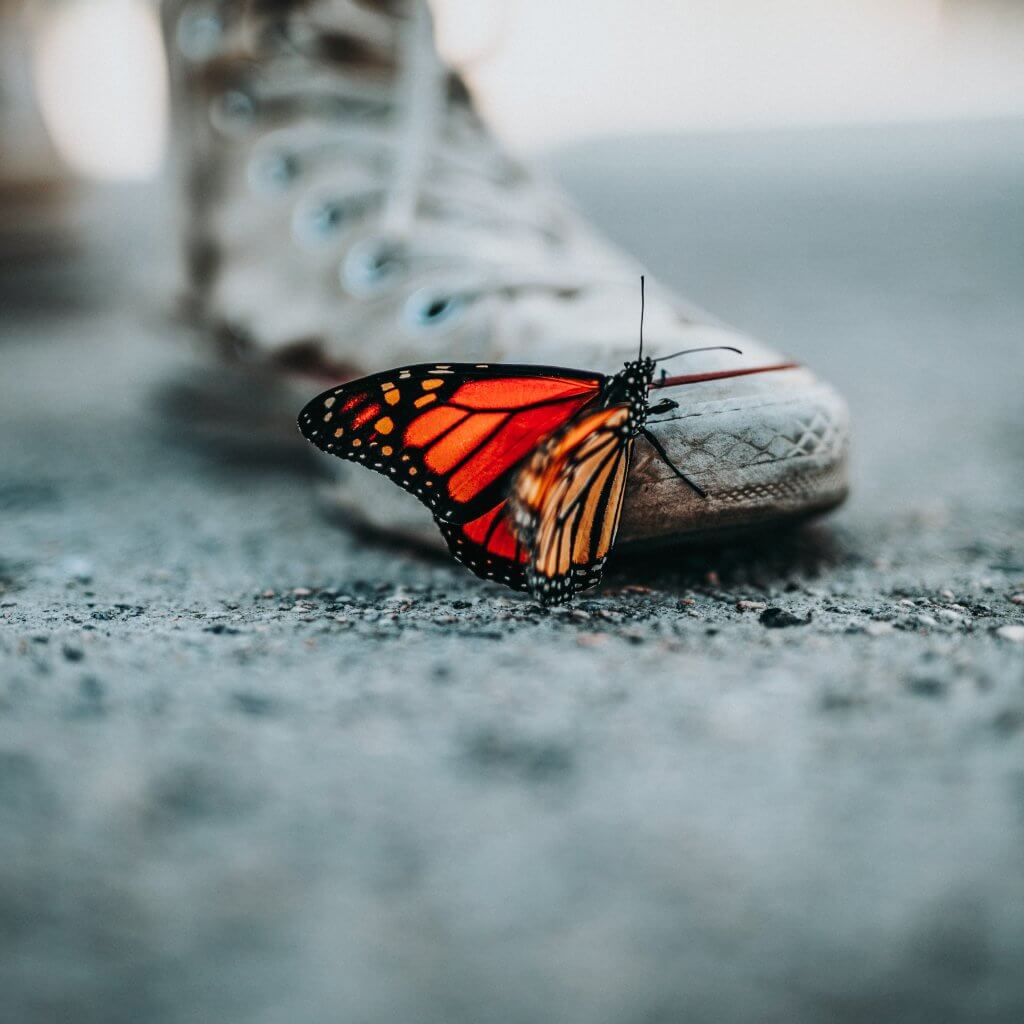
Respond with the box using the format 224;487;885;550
2;121;1023;1023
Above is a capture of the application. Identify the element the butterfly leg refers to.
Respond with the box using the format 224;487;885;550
646;398;678;416
640;427;707;498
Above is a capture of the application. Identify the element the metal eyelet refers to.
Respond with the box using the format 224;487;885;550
341;237;408;297
177;5;223;62
402;288;467;333
210;89;256;134
292;196;350;247
247;150;300;195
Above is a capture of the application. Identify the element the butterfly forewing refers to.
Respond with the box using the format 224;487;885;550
298;363;603;524
511;404;634;604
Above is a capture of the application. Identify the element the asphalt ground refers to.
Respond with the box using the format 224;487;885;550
1;120;1023;1023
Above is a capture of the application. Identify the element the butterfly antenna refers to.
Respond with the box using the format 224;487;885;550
638;274;645;361
654;345;743;363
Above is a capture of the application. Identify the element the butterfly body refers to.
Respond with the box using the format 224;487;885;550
595;355;659;430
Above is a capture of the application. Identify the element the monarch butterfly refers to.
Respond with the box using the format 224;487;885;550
298;282;796;603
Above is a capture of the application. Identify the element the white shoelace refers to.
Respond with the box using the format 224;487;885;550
183;0;635;337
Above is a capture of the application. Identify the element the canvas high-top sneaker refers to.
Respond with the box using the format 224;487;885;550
162;0;849;547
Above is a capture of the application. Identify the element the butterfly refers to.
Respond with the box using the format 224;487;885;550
298;284;795;604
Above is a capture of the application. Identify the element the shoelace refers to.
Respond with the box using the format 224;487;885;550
178;0;636;339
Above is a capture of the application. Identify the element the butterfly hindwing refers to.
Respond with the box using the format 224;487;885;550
510;404;634;604
298;363;603;524
437;502;529;592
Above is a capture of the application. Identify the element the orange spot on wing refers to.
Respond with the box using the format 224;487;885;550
404;406;467;446
451;376;598;410
414;393;437;408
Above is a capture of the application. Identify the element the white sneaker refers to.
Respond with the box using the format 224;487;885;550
162;0;849;548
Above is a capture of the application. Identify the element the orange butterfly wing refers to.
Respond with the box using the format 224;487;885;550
510;404;634;604
437;501;529;591
298;363;603;524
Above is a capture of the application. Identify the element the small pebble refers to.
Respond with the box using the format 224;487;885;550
1010;594;1024;606
760;607;811;629
232;693;274;716
820;691;862;711
934;608;966;624
292;587;312;598
261;589;275;599
736;600;767;613
994;624;1024;645
204;623;240;635
906;676;947;698
939;588;955;601
704;572;720;587
62;644;84;662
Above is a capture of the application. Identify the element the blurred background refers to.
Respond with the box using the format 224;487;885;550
4;0;1024;356
7;0;1024;182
